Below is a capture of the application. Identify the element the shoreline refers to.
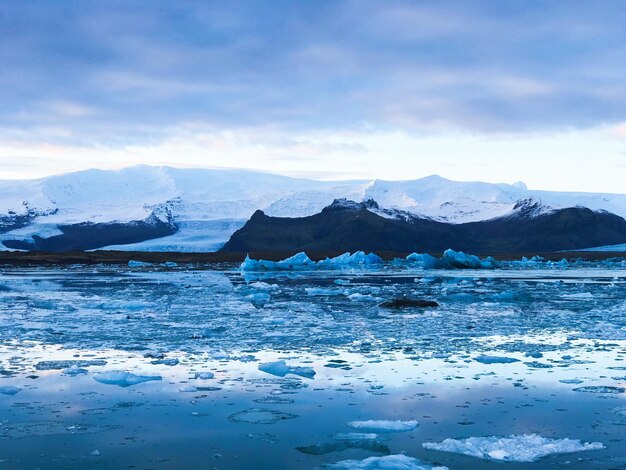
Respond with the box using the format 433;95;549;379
0;249;624;266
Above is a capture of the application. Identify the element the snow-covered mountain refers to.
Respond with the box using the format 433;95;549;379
1;165;626;251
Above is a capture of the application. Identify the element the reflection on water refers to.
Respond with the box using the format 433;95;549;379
0;263;625;468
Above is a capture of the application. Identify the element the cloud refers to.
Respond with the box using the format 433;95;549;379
0;0;625;155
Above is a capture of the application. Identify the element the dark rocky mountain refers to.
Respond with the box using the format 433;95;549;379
221;199;626;254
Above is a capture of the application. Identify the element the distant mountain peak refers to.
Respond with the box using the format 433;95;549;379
511;197;551;218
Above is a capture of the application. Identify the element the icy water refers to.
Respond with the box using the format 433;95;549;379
1;262;626;469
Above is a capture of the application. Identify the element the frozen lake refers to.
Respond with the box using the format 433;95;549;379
1;261;626;469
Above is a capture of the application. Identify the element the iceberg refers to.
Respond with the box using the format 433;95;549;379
347;419;418;432
404;250;499;269
93;371;162;387
128;260;152;268
406;252;439;269
327;454;448;470
317;251;383;269
422;434;603;462
241;251;382;272
440;249;499;269
258;360;316;379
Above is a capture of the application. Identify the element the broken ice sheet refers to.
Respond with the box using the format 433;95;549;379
325;454;448;470
93;371;162;387
422;434;604;462
346;420;418;432
258;360;316;379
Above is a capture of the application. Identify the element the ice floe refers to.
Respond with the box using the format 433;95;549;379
347;419;418;432
326;454;448;470
573;385;625;394
93;371;162;387
475;355;520;364
422;434;604;462
128;260;152;268
258;360;316;379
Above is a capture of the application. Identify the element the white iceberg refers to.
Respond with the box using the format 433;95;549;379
128;260;152;268
326;454;448;469
347;419;418;432
317;251;383;269
440;249;499;269
241;252;315;272
93;371;162;387
404;250;498;269
406;252;439;269
258;360;316;379
241;251;382;272
422;434;603;462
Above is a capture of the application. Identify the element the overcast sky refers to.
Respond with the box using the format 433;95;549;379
1;1;625;192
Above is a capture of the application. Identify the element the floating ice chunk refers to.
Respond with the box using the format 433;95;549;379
0;385;21;395
258;360;316;379
276;252;316;269
510;255;545;268
63;365;88;376
573;385;625;394
562;292;594;299
441;249;499;269
306;287;343;296
93;371;162;387
245;292;271;305
334;433;379;441
249;281;279;291
404;250;498;269
128;260;152;268
195;372;215;379
406;253;439;269
241;252;315;272
36;359;107;370
422;434;604;462
161;261;178;268
347;420;418;432
327;454;448;469
559;379;584;384
150;358;179;366
475;355;520;364
318;251;383;269
179;386;198;392
242;251;382;272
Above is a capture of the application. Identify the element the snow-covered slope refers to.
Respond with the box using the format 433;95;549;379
1;165;626;251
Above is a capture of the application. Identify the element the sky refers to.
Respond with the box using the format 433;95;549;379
1;0;625;192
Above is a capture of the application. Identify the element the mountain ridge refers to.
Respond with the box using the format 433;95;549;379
2;165;626;252
221;199;626;254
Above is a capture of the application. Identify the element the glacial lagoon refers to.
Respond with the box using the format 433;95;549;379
1;259;626;469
